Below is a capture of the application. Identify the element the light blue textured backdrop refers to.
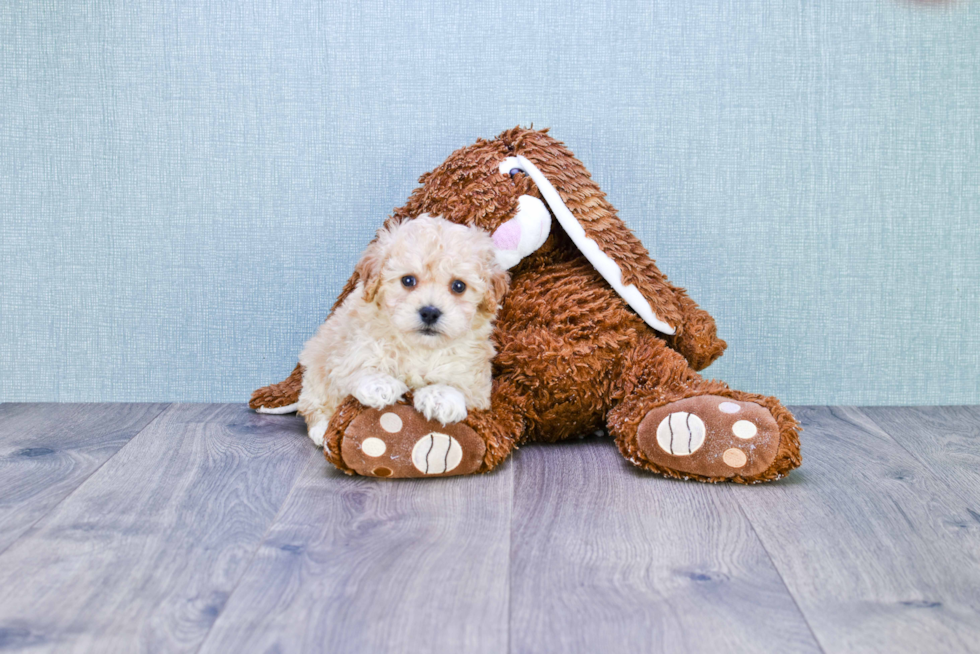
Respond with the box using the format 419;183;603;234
1;0;978;405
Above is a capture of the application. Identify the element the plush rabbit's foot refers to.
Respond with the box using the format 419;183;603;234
636;395;780;480
341;404;485;478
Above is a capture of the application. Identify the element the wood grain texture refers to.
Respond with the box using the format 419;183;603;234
197;456;513;654
2;404;979;653
0;404;314;654
509;437;821;654
732;406;980;654
862;406;980;506
0;403;168;554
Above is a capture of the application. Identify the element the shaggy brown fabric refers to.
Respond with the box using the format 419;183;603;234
252;127;801;483
249;362;303;410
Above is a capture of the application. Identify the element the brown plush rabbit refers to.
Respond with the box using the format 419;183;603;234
251;127;801;483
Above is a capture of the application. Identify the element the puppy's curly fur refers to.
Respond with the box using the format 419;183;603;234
297;215;509;446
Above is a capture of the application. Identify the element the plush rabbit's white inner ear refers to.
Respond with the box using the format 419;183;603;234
498;155;675;335
491;195;552;270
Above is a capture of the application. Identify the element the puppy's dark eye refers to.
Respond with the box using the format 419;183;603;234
451;280;466;294
509;167;523;179
401;275;417;288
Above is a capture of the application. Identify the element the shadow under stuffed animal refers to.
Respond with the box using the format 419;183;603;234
251;127;801;483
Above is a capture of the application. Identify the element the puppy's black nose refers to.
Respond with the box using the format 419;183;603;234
419;306;442;325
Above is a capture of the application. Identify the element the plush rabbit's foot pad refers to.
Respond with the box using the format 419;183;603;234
342;405;485;478
636;396;779;480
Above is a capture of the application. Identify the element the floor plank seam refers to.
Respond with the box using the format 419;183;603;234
191;446;321;654
727;486;828;654
857;407;980;513
0;402;172;560
506;458;516;654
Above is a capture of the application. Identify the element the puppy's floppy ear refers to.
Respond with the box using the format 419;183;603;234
354;229;390;304
479;264;511;316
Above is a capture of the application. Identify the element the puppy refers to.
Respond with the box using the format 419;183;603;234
297;215;510;446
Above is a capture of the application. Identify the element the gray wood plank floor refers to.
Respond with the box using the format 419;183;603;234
730;407;980;654
510;438;821;654
1;404;978;653
0;403;168;555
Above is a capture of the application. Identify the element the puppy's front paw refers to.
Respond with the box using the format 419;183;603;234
354;373;409;409
413;384;468;424
308;419;328;447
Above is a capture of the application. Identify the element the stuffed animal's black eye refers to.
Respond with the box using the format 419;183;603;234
401;275;416;288
451;280;466;294
509;167;522;178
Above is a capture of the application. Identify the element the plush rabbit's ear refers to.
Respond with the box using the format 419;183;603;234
499;155;675;335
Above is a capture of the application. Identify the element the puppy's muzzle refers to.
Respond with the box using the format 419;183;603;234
419;306;442;326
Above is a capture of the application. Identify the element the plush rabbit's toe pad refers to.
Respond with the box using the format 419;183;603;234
636;396;780;479
341;405;485;478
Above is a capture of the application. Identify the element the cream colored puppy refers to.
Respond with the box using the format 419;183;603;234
297;215;509;446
